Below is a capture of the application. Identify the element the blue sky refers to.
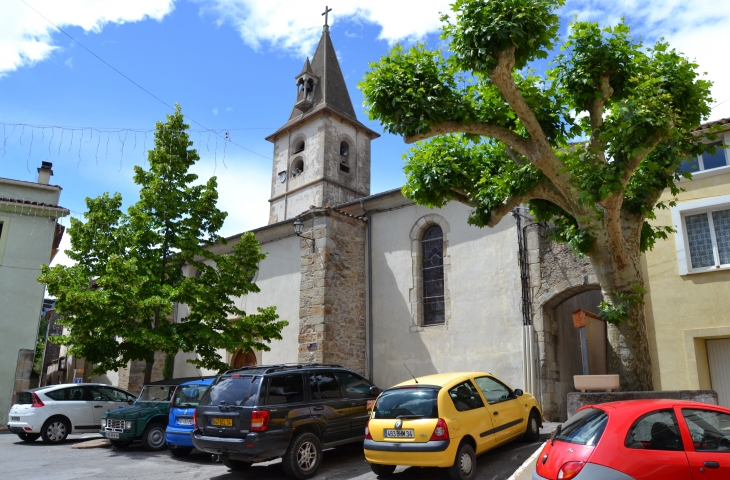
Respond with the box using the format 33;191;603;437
1;0;729;267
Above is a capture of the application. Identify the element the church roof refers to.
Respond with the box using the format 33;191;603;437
266;27;379;141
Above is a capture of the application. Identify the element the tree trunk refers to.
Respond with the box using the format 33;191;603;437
586;236;654;391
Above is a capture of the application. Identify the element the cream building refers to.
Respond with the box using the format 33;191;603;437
644;119;730;407
0;162;68;427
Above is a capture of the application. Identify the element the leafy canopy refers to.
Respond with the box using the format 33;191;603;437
359;0;714;257
40;105;287;375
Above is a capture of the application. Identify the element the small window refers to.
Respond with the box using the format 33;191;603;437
200;375;261;407
45;387;87;401
89;386;130;402
679;141;728;174
292;158;304;177
554;407;608;446
339;141;350;173
293;140;305;154
473;376;512;404
309;371;343;399
266;374;304;405
336;371;372;399
625;410;683;451
372;388;439;419
422;225;445;325
681;409;730;452
684;208;730;270
448;380;485;412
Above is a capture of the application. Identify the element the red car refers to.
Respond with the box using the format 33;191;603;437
534;399;730;480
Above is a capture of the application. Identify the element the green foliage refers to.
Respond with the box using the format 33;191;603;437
32;315;49;376
39;105;288;375
162;353;175;380
599;285;647;325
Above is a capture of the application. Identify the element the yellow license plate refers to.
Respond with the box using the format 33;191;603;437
212;418;233;427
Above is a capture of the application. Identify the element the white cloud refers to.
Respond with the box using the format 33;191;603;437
64;56;73;68
212;107;219;115
0;0;175;75
226;106;233;112
197;0;452;57
565;0;730;120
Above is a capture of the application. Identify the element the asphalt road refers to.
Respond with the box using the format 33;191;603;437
0;427;553;480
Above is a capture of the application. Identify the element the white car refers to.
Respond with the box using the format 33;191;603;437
7;383;137;444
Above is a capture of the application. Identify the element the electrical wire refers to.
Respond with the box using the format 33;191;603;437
19;0;271;160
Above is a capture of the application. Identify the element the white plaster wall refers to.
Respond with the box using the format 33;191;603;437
173;235;301;377
0;211;58;425
369;202;524;391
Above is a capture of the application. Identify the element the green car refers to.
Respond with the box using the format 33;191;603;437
101;378;205;451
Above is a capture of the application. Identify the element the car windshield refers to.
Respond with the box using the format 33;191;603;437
200;375;261;407
555;407;608;446
172;384;210;407
137;385;175;402
373;388;439;419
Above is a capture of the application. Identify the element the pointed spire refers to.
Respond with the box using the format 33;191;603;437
300;57;313;76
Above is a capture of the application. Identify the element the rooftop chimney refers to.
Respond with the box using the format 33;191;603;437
37;161;53;185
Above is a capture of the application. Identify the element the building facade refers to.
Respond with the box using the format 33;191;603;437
0;162;68;426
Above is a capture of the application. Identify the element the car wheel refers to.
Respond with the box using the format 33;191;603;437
523;409;541;442
282;432;322;479
110;440;130;448
141;423;167;451
370;463;397;477
222;457;253;470
41;417;70;444
170;446;193;457
17;432;41;442
447;442;476;480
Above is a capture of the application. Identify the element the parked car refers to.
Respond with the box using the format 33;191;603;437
166;377;215;456
191;363;381;479
364;372;542;480
7;383;137;444
101;377;209;451
534;399;730;480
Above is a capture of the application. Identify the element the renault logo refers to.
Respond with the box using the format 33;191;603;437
394;420;402;429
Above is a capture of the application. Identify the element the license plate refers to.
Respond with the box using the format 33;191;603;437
107;432;120;439
178;418;194;425
384;429;414;438
10;416;20;422
212;418;233;427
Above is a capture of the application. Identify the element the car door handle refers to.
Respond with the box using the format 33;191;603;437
312;406;324;411
704;461;720;469
94;406;103;408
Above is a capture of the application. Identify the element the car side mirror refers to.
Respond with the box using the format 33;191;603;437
514;389;524;397
369;386;382;397
127;398;135;405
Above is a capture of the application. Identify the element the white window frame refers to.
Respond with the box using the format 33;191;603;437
680;133;730;181
672;194;730;275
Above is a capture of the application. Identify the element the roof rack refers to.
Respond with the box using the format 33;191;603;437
223;362;344;375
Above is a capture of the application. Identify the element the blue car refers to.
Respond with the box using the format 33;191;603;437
166;378;215;456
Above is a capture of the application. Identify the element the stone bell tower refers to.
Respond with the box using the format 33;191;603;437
265;19;380;224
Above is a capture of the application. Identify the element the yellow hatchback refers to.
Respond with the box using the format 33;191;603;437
364;372;542;480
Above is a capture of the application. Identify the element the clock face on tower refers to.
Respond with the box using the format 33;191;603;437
278;171;287;183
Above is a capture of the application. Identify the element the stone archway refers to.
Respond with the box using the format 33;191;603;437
231;349;257;369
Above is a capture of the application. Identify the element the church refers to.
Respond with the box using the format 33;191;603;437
170;21;609;422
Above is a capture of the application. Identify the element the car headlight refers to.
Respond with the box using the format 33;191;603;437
101;419;107;428
125;421;133;430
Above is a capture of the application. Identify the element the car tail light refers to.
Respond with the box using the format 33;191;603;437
558;462;585;479
365;419;372;440
251;410;270;432
430;418;449;441
193;409;198;429
31;392;44;408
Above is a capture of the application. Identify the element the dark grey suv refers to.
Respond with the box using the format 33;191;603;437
191;363;381;479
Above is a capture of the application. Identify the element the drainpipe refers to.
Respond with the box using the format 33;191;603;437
360;199;374;382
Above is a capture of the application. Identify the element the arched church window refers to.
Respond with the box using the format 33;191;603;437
293;140;305;154
292;158;304;177
339;141;350;173
421;225;445;325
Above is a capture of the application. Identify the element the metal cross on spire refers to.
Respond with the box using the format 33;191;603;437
322;6;332;27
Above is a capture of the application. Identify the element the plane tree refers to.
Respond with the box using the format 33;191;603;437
359;0;715;390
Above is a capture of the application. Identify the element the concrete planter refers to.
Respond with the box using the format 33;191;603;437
573;374;620;392
566;390;719;419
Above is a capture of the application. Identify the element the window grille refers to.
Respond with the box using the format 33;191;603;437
421;225;445;325
685;208;730;270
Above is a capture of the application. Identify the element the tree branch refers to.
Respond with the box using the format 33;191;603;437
603;132;665;211
485;178;574;227
586;75;613;163
404;120;533;158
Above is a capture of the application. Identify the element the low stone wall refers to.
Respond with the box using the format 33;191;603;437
567;390;718;418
